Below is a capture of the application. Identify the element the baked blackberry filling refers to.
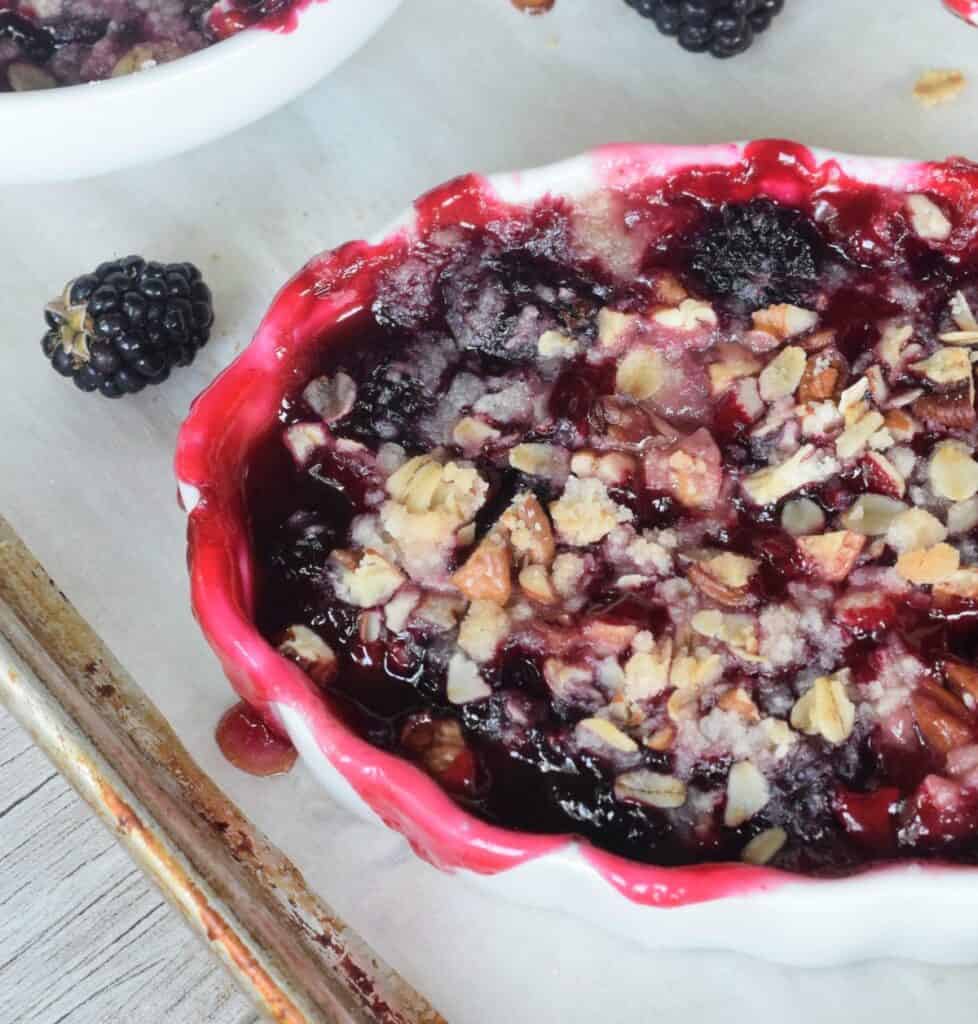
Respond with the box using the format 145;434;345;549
247;165;978;874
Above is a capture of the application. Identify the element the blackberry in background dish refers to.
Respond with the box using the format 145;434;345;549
624;0;786;58
42;255;214;398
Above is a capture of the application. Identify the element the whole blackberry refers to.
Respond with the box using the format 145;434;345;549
686;198;823;311
0;11;55;64
42;255;213;397
341;362;435;446
624;0;785;58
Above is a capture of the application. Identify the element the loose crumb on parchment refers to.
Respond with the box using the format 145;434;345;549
914;69;967;107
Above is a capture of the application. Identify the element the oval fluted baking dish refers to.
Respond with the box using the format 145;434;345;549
177;141;978;964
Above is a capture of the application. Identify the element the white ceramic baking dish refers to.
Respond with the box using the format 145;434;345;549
177;142;978;965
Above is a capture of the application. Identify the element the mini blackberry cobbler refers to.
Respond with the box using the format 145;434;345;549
248;157;978;874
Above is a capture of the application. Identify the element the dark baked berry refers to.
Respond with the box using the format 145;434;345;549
623;0;785;58
342;363;435;447
41;255;213;398
0;11;55;64
686;198;823;311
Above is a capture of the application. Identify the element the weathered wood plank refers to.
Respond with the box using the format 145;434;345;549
0;709;262;1024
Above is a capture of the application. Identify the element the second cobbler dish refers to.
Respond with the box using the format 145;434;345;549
242;144;978;876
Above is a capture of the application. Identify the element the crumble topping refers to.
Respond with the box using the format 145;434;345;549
258;181;978;872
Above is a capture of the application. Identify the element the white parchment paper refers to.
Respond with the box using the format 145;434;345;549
4;0;978;1019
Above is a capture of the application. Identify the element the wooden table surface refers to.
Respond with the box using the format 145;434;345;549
0;707;261;1024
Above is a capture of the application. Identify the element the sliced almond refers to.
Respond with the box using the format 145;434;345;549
910;347;972;387
895;542;960;585
839;494;908;536
758;346;807;402
836;410;885;461
741;445;839;505
951;290;978;331
886;507;948;553
509;443;569;480
669;650;724;689
907;194;952;241
948;497;978;536
929;441;978;502
452;416;501;452
781;498;826;536
838;377;870;417
451;532;512;604
614;769;687;809
576;717;639;754
741;827;788;865
866;364;890;406
938;331;978;346
446;653;492;705
653;298;717;330
935;568;978;603
796;531;866;582
879;323;913;369
724;761;770;828
790;673;855;744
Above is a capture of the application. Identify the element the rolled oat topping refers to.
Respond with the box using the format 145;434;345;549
250;167;978;873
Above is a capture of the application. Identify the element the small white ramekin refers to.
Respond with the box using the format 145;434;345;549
0;0;401;184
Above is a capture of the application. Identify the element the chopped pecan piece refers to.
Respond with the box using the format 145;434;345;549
451;532;512;604
911;684;974;756
912;385;977;430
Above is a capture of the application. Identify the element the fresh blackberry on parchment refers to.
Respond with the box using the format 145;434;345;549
42;255;213;397
624;0;786;58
